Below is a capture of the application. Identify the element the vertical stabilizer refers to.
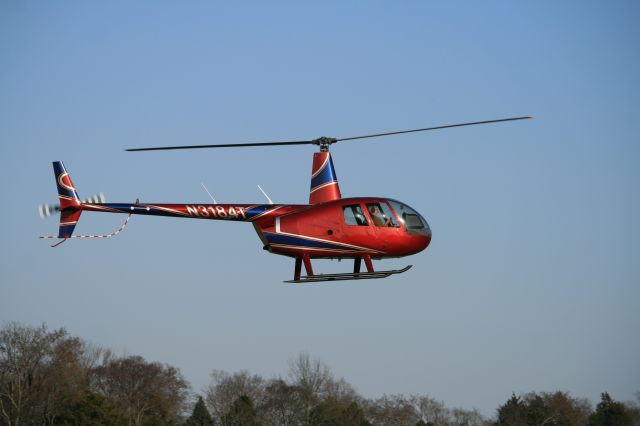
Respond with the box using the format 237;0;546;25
309;152;341;204
52;161;82;238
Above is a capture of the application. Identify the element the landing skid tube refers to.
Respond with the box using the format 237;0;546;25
284;265;412;284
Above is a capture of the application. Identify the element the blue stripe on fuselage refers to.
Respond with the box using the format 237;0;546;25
264;232;349;251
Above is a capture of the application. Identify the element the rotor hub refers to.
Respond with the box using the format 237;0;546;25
311;136;337;152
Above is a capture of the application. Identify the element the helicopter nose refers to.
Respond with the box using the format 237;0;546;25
423;223;432;249
409;231;431;255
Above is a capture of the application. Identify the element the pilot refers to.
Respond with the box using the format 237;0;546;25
369;204;391;227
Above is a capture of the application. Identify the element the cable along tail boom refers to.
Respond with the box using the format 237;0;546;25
39;214;132;247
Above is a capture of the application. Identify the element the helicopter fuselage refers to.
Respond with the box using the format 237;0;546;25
81;197;431;260
255;197;431;259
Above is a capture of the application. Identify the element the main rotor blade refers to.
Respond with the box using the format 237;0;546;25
126;140;312;152
125;116;532;152
335;116;532;142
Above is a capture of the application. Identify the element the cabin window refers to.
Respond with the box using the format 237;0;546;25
388;199;430;236
366;202;398;227
343;204;368;226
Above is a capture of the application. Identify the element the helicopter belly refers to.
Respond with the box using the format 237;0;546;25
258;213;383;258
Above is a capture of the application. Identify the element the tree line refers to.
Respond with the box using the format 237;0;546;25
0;323;638;426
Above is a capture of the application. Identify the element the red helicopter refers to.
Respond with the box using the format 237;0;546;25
40;117;530;282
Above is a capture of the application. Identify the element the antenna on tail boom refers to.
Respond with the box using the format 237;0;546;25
257;185;274;205
200;183;217;204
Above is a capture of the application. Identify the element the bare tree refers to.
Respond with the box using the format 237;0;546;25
259;379;307;426
363;394;420;426
287;353;333;401
1;323;188;426
204;370;266;422
78;341;110;373
0;323;70;426
449;407;489;426
39;336;88;425
409;395;449;425
91;355;189;426
287;353;337;423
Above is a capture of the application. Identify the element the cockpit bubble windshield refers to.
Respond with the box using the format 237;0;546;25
387;199;431;236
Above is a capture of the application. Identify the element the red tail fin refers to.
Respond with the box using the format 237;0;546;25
52;161;82;238
309;152;341;204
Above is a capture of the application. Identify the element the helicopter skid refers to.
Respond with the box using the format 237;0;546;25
284;265;412;284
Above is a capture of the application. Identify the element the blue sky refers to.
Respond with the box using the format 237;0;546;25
1;0;638;416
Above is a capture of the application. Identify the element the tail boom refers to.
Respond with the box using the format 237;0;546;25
81;203;305;223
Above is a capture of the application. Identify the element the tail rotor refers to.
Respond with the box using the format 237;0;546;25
38;193;105;219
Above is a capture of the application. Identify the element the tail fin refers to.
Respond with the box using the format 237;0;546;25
309;151;341;204
53;161;82;238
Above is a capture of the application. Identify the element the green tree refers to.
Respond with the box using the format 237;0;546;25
524;391;592;426
185;396;214;426
341;402;371;426
497;391;592;426
496;394;527;426
589;393;632;426
222;395;260;426
625;392;640;426
308;399;370;426
56;391;126;426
